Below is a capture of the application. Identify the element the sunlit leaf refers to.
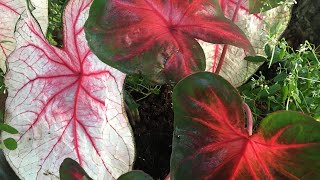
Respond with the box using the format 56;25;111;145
2;0;135;179
0;0;48;72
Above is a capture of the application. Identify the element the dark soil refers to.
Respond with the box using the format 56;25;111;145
129;85;174;180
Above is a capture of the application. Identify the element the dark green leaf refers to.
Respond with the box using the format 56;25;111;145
273;72;287;82
244;55;268;62
3;138;17;150
259;84;281;97
0;123;18;134
59;158;92;180
118;170;153;180
265;44;272;57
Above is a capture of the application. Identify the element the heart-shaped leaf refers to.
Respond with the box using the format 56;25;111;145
85;0;254;84
0;0;48;72
59;158;93;180
171;72;320;179
2;0;135;179
199;0;291;86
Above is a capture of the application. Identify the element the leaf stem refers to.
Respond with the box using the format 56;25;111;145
243;102;253;136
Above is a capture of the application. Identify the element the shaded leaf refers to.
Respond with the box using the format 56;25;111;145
244;55;268;62
171;72;320;179
118;170;153;180
85;0;254;84
60;158;93;180
2;0;135;179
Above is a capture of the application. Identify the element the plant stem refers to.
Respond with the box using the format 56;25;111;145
243;102;253;136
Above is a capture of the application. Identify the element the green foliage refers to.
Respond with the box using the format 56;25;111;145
46;0;66;46
249;0;286;14
0;111;18;150
0;69;18;150
240;40;320;122
125;75;161;102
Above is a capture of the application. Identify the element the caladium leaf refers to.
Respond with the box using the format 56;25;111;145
118;170;153;180
199;0;291;86
85;0;254;84
249;0;285;13
0;0;48;72
2;0;135;179
171;72;320;179
60;158;93;180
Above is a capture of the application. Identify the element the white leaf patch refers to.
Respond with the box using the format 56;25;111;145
0;0;48;72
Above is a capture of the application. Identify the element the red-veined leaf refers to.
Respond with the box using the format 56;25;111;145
0;0;48;72
2;0;135;179
85;0;254;84
199;0;291;86
171;72;320;179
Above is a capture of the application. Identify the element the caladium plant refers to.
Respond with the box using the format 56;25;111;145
2;0;135;179
199;0;292;86
85;0;255;84
171;72;320;179
0;0;48;72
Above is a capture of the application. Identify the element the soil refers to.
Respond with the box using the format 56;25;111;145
129;85;174;180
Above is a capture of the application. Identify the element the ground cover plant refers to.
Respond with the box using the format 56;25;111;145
0;0;320;179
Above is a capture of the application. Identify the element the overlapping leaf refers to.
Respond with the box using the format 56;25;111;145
199;0;291;86
0;0;48;72
85;0;254;84
171;72;320;179
2;0;135;179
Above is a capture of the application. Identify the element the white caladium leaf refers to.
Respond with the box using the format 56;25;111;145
0;0;48;72
2;0;135;179
199;0;292;86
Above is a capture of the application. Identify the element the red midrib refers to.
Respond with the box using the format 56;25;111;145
73;75;83;164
